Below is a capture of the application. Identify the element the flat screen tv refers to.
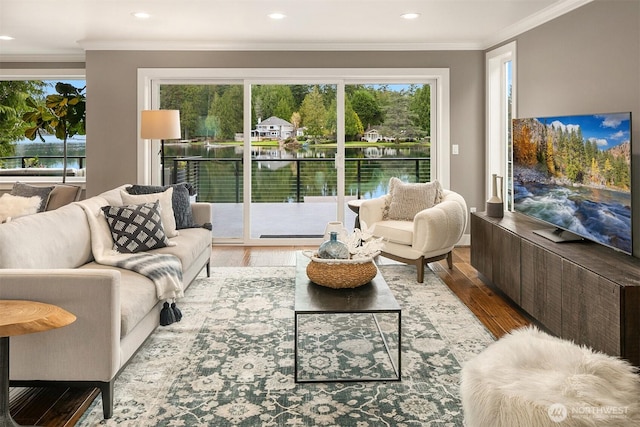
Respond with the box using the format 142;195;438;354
512;112;632;254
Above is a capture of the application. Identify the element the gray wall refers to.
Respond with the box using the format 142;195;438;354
85;50;485;214
510;0;640;256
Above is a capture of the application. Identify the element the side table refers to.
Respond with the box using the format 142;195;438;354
0;300;76;427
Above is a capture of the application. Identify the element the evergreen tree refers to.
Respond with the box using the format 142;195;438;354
300;86;327;139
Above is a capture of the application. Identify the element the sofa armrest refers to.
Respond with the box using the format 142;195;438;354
191;202;211;226
359;195;389;231
0;269;122;382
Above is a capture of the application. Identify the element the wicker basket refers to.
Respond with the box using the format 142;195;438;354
303;251;379;289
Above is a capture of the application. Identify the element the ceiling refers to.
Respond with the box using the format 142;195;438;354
0;0;591;61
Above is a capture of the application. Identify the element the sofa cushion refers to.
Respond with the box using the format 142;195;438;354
152;227;210;270
126;183;195;229
79;262;159;338
0;202;93;268
102;201;170;254
10;182;53;212
120;188;178;237
0;193;42;223
386;178;443;221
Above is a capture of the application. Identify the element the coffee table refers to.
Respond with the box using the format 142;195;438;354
294;252;401;383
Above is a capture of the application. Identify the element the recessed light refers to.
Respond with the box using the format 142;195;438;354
268;12;286;20
0;35;14;41
401;13;420;20
132;12;151;19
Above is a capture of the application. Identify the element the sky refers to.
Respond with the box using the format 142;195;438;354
537;112;631;149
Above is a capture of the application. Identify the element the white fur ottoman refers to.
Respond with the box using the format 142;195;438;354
460;326;640;427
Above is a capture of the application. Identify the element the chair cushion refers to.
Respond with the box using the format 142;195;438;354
370;220;414;245
385;177;443;220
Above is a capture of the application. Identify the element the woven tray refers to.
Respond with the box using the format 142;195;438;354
303;251;379;289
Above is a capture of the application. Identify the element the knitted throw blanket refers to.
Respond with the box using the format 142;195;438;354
79;199;184;301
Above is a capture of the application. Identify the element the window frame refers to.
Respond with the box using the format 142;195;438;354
0;69;87;190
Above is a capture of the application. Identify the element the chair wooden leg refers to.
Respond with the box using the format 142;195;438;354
446;251;453;269
416;256;425;283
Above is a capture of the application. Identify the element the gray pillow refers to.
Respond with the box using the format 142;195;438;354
10;182;54;212
101;200;169;253
126;184;195;230
386;177;443;221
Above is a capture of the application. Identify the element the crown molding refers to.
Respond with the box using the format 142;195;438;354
78;40;485;51
0;54;85;63
482;0;594;49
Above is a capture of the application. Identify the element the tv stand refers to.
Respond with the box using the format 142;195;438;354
470;211;640;366
532;228;584;243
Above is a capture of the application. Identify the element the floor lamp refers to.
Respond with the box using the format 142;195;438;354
140;110;181;185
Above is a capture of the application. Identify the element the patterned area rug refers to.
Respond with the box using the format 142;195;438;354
78;265;495;426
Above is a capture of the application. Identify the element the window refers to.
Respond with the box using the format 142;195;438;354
0;71;86;185
486;42;516;210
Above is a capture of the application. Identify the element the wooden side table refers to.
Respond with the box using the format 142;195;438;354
0;300;76;427
347;199;366;229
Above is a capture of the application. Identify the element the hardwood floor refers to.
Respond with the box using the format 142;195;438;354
9;246;530;426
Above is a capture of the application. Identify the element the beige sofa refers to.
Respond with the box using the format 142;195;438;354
0;185;212;419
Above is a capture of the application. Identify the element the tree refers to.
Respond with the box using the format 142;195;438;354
349;89;383;130
22;82;86;182
252;85;295;123
299;86;327;139
0;81;47;157
409;85;431;136
209;86;243;141
290;112;301;139
325;99;363;140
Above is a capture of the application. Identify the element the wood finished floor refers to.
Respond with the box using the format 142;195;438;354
9;246;530;426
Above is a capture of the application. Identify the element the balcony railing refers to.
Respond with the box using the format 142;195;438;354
0;155;86;176
168;156;431;203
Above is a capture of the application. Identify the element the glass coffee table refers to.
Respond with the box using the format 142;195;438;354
294;252;401;383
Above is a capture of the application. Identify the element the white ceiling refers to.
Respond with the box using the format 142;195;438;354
0;0;591;61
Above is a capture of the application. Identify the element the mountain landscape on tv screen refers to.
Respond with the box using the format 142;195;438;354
513;113;631;253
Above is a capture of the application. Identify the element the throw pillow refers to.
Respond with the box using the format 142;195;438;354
386;177;443;221
101;201;170;253
126;183;195;229
10;182;54;212
0;193;42;223
120;187;178;237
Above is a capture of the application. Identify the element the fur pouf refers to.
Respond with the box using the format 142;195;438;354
460;326;640;427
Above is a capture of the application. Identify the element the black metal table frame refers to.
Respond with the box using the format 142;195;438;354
294;308;402;383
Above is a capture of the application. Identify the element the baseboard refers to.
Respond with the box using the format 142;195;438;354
457;233;470;247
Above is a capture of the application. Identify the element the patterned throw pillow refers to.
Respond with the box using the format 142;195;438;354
101;201;170;253
386;177;443;221
10;182;54;212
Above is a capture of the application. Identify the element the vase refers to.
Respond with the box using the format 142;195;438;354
486;173;504;218
318;231;349;259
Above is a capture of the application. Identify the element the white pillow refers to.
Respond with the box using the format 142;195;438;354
0;193;42;223
386;177;443;220
120;187;178;237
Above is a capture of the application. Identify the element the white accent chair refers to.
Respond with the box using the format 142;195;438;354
359;189;468;282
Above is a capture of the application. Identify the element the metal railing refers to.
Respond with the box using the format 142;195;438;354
0;155;86;173
168;156;431;203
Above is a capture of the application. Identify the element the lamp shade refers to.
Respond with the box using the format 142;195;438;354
141;110;181;139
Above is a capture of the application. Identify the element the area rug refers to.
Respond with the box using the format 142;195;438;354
77;265;495;426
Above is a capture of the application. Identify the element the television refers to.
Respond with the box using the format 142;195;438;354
512;112;632;254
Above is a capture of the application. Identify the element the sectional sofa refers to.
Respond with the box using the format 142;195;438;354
0;184;212;418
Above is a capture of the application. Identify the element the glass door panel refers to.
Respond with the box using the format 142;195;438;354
159;83;244;239
342;83;433;231
249;84;338;239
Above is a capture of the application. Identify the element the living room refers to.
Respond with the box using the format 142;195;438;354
1;0;639;425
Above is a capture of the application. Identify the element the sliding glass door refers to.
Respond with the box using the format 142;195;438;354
143;68;448;245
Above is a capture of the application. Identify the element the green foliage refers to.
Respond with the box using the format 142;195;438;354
0;80;47;157
22;82;86;181
300;86;327;138
349;89;383;130
409;85;431;135
209;86;243;140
